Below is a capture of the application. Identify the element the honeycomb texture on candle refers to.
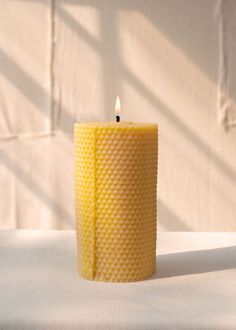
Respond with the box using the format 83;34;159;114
74;122;158;282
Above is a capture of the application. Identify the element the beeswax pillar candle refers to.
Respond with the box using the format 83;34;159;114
74;122;158;282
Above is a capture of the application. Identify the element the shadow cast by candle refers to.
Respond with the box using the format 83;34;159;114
153;245;236;279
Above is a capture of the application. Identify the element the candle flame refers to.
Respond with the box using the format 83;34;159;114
115;96;121;114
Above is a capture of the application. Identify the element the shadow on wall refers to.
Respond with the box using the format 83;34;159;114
158;199;190;231
0;149;73;228
6;0;224;122
0;48;101;137
1;0;236;231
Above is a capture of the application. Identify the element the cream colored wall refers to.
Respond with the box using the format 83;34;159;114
0;0;236;231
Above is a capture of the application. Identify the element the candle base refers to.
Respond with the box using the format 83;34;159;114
78;265;156;283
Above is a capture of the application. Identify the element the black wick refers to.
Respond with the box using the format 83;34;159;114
116;115;120;122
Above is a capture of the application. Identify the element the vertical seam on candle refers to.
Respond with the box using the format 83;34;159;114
156;128;158;261
93;128;97;279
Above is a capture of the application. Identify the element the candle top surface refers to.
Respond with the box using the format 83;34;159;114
75;121;157;129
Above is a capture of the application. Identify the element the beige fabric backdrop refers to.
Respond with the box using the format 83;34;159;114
0;0;236;231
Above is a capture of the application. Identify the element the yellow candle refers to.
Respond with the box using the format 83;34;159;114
74;120;158;282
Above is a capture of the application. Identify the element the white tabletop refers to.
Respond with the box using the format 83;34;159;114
1;231;236;330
